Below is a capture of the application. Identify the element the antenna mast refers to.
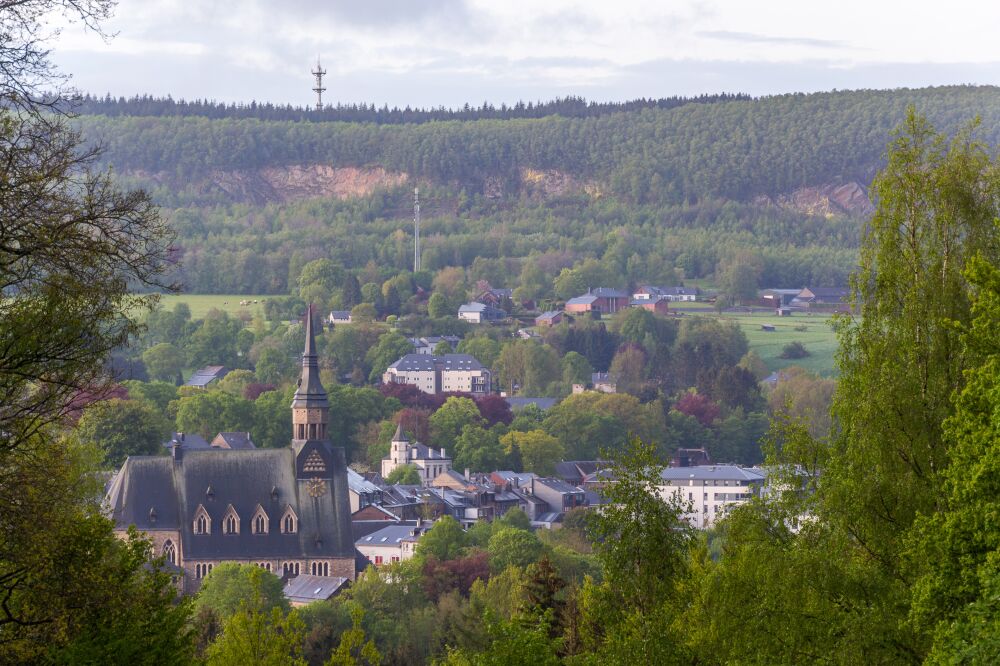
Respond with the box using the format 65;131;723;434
413;187;421;272
311;57;327;111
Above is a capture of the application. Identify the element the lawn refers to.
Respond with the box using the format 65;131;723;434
154;294;272;319
664;304;840;376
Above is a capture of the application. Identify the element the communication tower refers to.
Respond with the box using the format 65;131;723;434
413;187;421;272
311;57;327;111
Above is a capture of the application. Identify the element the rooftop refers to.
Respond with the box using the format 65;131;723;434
659;465;767;482
283;574;349;604
387;354;485;372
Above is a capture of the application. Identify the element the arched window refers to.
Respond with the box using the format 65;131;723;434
255;515;265;533
251;504;269;535
222;504;240;535
162;540;176;565
193;504;211;535
281;506;298;534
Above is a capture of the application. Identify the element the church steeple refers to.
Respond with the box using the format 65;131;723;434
291;305;329;441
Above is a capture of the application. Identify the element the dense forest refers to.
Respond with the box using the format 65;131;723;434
74;92;752;124
74;86;1000;296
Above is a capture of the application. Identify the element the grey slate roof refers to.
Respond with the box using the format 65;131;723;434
105;444;356;561
387;354;484;372
659;465;767;483
565;294;598;306
355;523;422;547
284;575;349;604
536;310;562;322
212;432;256;450
185;366;229;388
163;432;211;451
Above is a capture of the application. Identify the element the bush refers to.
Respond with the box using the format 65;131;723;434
780;341;810;359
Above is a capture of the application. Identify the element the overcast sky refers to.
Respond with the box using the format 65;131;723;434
49;0;1000;108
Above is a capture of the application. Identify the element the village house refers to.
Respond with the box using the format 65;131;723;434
355;522;430;566
534;310;564;327
328;310;352;324
790;287;851;311
409;335;462;355
381;425;452;486
383;353;491;395
457;301;507;323
105;307;357;593
630;295;670;314
564;288;629;315
634;285;699;302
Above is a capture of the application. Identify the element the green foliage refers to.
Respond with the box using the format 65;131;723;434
779;340;809;359
366;331;413;383
488;528;545;573
194;563;289;620
427;292;450;319
206;603;306;666
453;424;506;473
499;430;564;476
416;516;468;563
326;607;382;666
385;464;422;485
142;342;185;382
174;390;255;440
76;398;170;467
457;337;502;368
430;397;483;451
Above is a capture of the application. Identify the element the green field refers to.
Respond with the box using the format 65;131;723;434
657;300;840;375
154;294;271;319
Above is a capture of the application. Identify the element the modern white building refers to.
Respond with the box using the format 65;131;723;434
382;353;491;395
658;465;766;529
634;285;699;302
457;301;506;323
381;425;453;486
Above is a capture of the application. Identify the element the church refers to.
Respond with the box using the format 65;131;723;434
104;307;356;592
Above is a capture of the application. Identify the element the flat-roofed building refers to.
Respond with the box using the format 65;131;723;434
383;353;491;395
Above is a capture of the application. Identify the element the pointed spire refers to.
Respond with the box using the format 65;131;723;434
291;304;328;411
392;423;408;443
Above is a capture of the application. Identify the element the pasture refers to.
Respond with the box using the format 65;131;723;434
154;294;271;319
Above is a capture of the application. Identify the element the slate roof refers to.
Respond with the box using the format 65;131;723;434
329;310;352;321
284;575;349;604
105;444;356;561
355;524;422;547
387;354;484;372
163;432;211;451
535;477;585;495
212;432;256;450
347;467;381;496
565;294;599;306
185;366;229;388
659;465;767;483
535;310;563;322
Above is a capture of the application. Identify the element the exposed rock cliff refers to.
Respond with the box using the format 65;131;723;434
753;182;874;217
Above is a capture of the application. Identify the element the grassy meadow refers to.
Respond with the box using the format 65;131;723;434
154;294;271;319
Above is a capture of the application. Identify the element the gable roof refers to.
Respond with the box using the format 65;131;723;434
105;445;355;561
212;432;256;450
535;310;563;322
355;523;424;547
565;294;599;306
284;574;349;604
659;464;767;483
185;366;229;388
387;354;485;373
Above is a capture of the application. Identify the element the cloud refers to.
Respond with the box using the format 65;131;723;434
698;30;849;49
279;0;472;28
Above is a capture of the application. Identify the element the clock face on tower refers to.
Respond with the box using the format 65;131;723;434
307;478;327;498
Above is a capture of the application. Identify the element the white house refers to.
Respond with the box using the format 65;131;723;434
383;354;491;395
381;425;453;486
328;310;352;324
634;285;699;302
355;522;429;566
658;465;766;529
458;301;506;323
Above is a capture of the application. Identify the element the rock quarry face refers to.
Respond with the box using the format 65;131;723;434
207;165;409;204
753;181;875;217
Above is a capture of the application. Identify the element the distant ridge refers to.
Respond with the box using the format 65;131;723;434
72;92;751;124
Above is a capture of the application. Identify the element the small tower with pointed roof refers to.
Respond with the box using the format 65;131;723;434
389;424;410;467
291;305;329;442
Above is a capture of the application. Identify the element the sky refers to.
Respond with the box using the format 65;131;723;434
49;0;1000;108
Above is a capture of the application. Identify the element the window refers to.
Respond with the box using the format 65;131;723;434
193;504;211;535
283;562;300;576
281;506;298;534
374;555;384;566
252;504;269;535
391;556;400;563
225;515;237;534
162;540;176;565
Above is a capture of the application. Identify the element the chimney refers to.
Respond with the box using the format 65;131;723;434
171;443;183;462
465;468;470;481
440;448;446;458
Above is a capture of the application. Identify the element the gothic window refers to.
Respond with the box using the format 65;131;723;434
251;504;269;535
162;540;176;565
222;504;240;535
281;506;298;534
193;504;211;535
283;561;300;576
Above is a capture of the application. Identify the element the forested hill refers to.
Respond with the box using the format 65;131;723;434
78;86;1000;207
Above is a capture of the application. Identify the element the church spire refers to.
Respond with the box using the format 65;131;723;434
291;305;329;440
